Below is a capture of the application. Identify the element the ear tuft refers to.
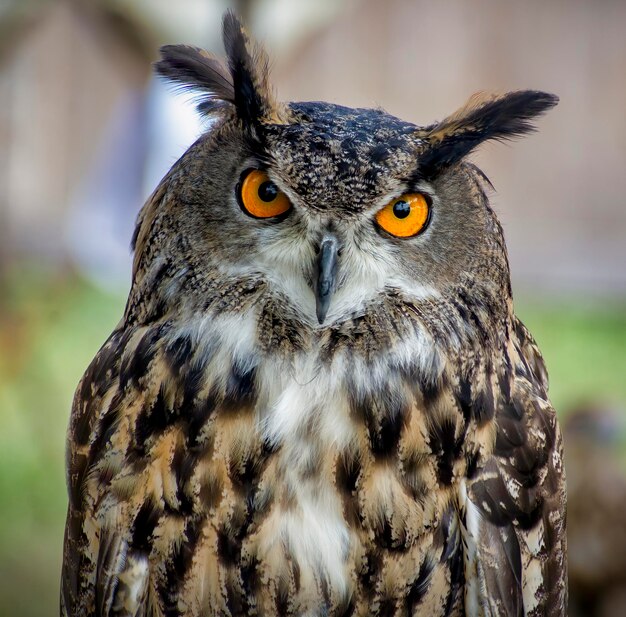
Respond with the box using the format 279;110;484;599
155;11;283;126
418;90;559;178
222;10;278;126
155;45;235;115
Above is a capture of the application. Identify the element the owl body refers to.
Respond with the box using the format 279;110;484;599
62;13;566;617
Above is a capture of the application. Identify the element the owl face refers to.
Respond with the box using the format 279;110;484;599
145;15;556;334
166;102;496;328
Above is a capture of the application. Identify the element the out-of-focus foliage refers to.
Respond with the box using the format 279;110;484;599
0;268;124;617
564;406;626;617
0;268;624;615
517;300;626;413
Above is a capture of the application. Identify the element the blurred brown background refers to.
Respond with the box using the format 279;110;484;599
0;0;624;615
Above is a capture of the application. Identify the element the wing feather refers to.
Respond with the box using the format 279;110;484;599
461;317;567;616
62;327;160;616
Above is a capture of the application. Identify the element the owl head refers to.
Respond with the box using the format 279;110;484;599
130;12;556;343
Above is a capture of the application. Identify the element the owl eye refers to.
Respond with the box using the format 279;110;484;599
375;193;431;238
237;169;291;219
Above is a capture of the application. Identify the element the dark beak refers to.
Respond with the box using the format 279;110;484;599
315;236;339;324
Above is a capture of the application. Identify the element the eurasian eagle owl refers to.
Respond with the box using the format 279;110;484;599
62;12;567;617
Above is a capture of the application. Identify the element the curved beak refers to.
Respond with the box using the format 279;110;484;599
315;236;339;324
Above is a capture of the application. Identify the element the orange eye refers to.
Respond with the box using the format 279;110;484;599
238;169;291;219
375;193;430;238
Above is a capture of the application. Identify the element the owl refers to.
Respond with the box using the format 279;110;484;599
61;12;567;617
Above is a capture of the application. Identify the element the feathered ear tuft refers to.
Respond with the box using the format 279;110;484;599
155;45;235;114
221;11;279;126
155;11;282;126
417;90;559;178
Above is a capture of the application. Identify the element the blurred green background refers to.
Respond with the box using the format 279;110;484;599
1;0;625;615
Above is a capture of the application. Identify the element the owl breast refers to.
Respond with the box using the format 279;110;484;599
78;301;466;616
168;304;462;615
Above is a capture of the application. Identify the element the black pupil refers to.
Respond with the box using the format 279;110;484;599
258;181;278;202
392;200;411;219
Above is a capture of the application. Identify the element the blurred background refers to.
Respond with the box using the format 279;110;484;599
0;0;624;615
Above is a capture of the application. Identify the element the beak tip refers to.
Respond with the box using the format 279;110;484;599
315;301;329;325
314;235;339;327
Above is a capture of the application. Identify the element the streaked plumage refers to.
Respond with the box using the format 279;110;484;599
61;12;566;616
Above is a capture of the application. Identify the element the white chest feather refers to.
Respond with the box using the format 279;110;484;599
258;357;354;595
